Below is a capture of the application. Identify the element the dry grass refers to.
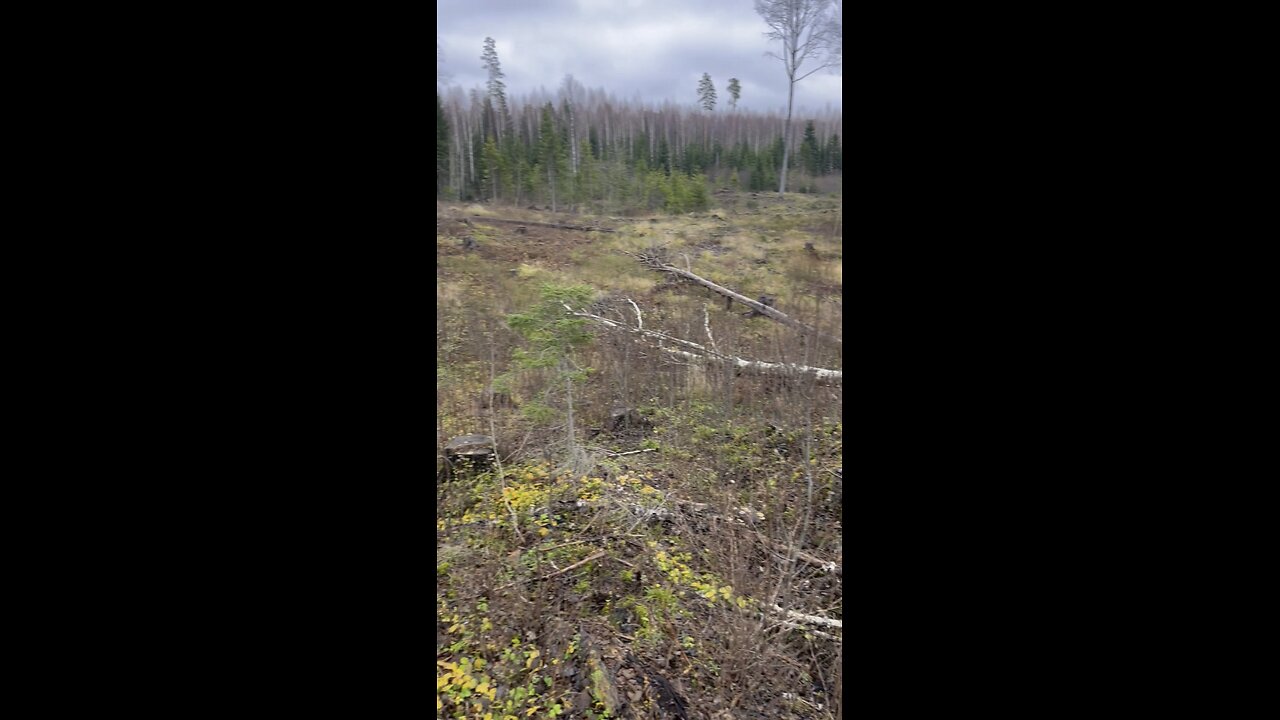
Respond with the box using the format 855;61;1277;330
437;192;843;718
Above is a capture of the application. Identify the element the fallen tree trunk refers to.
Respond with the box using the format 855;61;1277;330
770;604;842;630
660;347;843;386
568;307;842;386
472;216;615;233
776;621;841;642
629;253;839;344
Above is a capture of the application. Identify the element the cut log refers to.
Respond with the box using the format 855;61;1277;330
442;434;495;478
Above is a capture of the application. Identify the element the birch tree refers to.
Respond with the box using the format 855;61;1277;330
755;0;838;194
831;0;842;70
436;94;449;196
436;37;447;82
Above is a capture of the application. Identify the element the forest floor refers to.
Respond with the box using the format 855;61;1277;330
437;191;843;720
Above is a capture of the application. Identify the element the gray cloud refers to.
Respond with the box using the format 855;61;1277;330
437;0;841;115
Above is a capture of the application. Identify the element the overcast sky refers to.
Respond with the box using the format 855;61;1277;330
437;0;842;115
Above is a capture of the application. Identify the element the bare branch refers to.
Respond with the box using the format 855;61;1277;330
795;63;835;83
606;448;658;457
702;303;718;355
625;297;643;331
569;308;719;357
492;551;608;593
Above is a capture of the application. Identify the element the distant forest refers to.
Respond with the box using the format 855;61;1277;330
436;82;843;214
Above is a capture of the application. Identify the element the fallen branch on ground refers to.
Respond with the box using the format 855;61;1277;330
491;550;608;593
560;494;763;527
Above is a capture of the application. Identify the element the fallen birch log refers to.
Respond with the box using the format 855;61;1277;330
569;307;842;386
770;604;842;630
628;253;839;344
777;621;842;642
659;347;843;386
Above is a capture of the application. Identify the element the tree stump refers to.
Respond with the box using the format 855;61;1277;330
443;434;495;478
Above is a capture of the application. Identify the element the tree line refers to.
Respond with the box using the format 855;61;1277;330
436;77;841;214
438;1;841;212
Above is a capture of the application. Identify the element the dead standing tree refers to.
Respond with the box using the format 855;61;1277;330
755;0;840;195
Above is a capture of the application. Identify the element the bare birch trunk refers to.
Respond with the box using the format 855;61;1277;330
780;77;794;195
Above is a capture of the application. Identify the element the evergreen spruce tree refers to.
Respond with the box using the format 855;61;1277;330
825;132;841;173
697;73;717;111
800;121;821;177
436;94;450;197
